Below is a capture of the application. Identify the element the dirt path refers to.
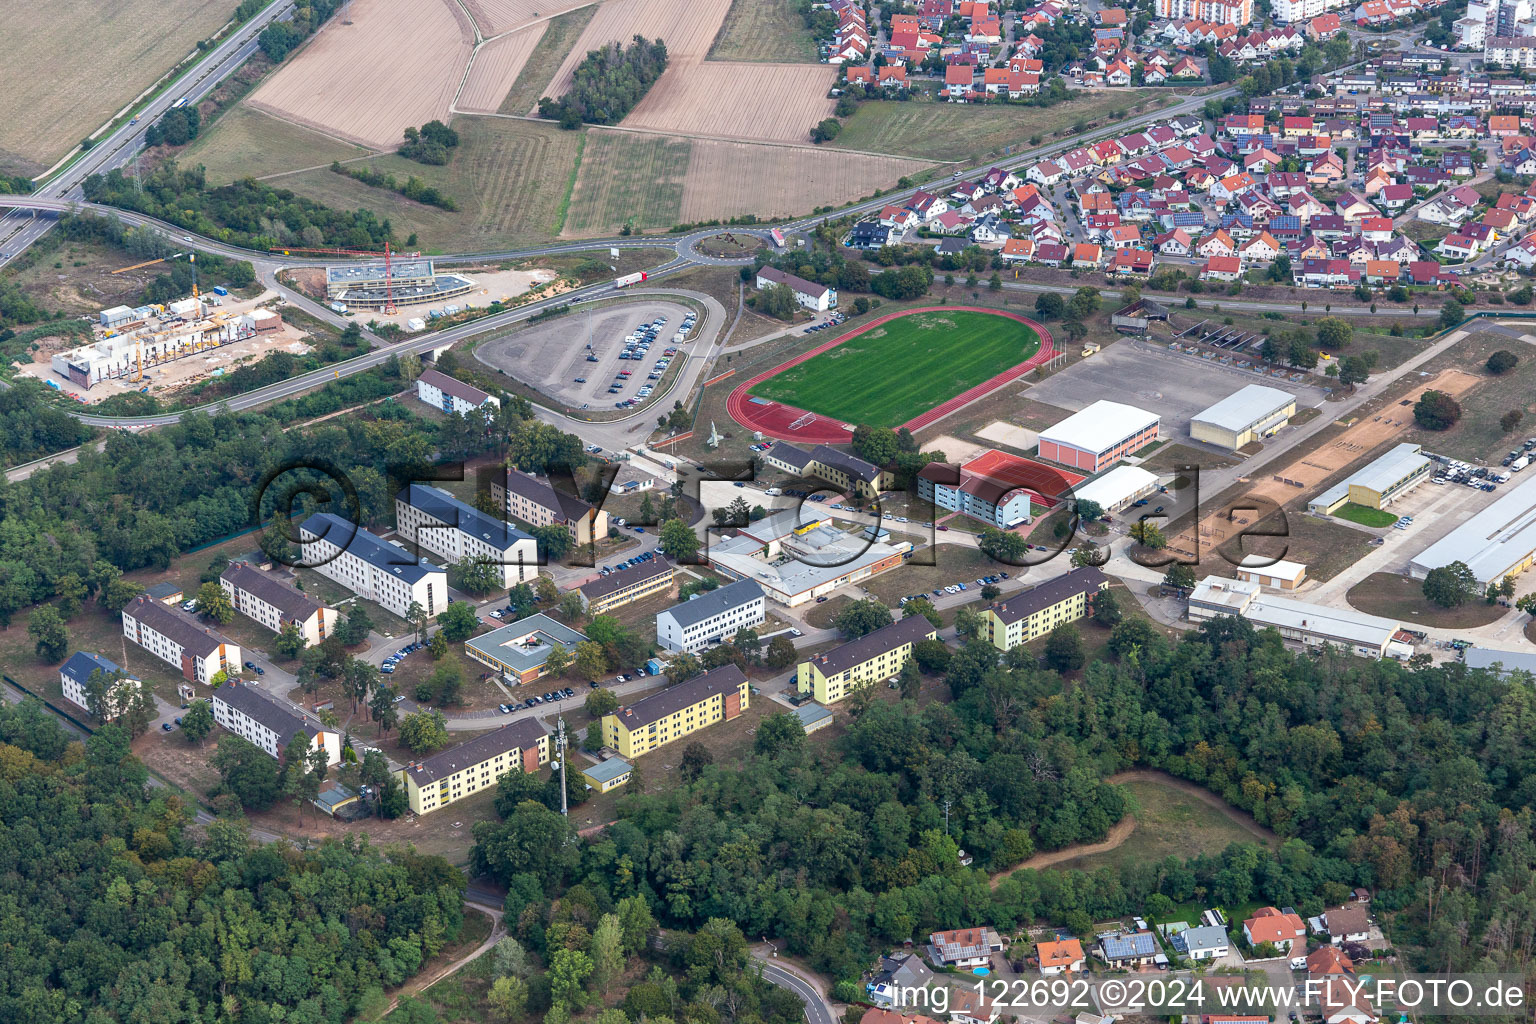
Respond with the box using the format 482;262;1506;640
988;768;1274;888
381;900;505;1016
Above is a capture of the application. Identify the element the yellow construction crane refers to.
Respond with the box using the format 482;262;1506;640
112;252;184;274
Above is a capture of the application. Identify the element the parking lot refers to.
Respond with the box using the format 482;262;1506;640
1027;342;1328;441
474;300;694;409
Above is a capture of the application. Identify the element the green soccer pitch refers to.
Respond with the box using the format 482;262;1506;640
748;309;1044;429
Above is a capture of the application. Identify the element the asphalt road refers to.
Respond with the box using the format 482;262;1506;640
755;957;837;1024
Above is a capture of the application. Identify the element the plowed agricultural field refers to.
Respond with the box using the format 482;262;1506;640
463;0;590;35
624;63;837;144
248;0;473;149
458;25;545;112
0;0;232;174
537;0;731;106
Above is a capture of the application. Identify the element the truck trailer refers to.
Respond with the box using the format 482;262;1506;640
614;272;648;289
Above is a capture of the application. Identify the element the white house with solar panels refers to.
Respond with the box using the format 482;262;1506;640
395;483;537;589
299;512;447;618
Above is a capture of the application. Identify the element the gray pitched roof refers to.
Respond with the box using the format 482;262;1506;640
214;680;323;752
806;615;937;676
579;558;674;601
404;718;549;784
125;596;232;657
221;561;323;622
613;664;746;729
989;566;1108;625
661;579;764;629
300;513;444;584
397;483;533;552
418;368;493;406
1178;924;1230;953
502;469;595;522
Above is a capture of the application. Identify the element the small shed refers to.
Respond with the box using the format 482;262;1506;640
581;757;634;793
792;702;834;735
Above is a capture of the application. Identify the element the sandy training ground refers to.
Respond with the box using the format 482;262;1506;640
458;25;546;113
537;0;731;107
1167;367;1482;563
248;0;473;149
0;0;232;173
678;138;930;221
626;63;838;144
975;421;1040;452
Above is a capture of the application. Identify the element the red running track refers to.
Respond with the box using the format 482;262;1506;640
726;306;1054;444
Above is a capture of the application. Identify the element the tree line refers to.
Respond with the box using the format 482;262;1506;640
0;696;468;1023
470;613;1536;988
539;36;669;128
330;160;458;209
257;0;346;62
83;163;395;251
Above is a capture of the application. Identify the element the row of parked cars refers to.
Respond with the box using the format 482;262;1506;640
499;686;577;713
381;642;423;674
804;312;847;334
599;549;658;576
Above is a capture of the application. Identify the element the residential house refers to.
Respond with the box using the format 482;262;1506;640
1098;931;1159;968
1202;255;1243;281
1174;924;1231;961
1324;904;1371;945
1243;907;1307;953
59;651;141;719
1037;938;1087;975
928;927;1003;968
756;267;836;311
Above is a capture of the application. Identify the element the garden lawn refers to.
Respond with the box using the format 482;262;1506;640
749;310;1041;428
1334;502;1399;528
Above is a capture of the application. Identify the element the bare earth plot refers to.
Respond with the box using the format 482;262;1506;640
248;0;473;149
178;105;370;183
538;0;732;106
462;0;590;35
0;0;233;174
458;25;546;113
561;131;690;236
278;117;584;251
624;63;837;144
678;138;930;221
708;0;820;62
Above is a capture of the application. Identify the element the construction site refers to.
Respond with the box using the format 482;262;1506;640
16;289;311;405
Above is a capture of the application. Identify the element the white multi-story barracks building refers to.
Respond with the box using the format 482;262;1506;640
414;369;500;417
212;679;341;765
121;595;241;686
655;579;767;652
299;512;448;618
395;483;537;589
220;561;333;647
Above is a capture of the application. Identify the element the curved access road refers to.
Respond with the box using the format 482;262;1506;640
754;955;837;1024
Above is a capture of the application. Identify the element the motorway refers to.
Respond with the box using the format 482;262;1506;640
0;1;300;265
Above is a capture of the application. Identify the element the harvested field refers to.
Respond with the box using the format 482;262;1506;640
709;0;820;63
248;0;473;149
0;0;233;174
679;138;930;221
625;63;837;144
562;131;690;236
178;105;370;183
458;25;546;113
832;91;1168;161
498;6;599;114
278;116;584;251
539;0;731;106
463;0;590;35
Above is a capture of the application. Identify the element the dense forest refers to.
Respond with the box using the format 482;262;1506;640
539;37;669;128
472;617;1536;986
0;382;95;468
0;698;467;1023
0;360;575;625
83;165;394;252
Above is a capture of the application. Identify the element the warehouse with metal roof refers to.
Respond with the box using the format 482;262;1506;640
1409;473;1536;585
1190;384;1296;451
1072;464;1161;513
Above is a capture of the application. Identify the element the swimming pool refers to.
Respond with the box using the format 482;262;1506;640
972;967;991;976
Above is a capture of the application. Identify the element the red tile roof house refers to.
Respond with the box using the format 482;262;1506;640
1202;255;1243;281
1111;248;1155;275
928;928;1003;968
1243;907;1307;954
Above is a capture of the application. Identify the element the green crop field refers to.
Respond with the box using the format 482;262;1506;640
180;106;371;184
750;310;1041;428
562;130;690;236
708;0;820;62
